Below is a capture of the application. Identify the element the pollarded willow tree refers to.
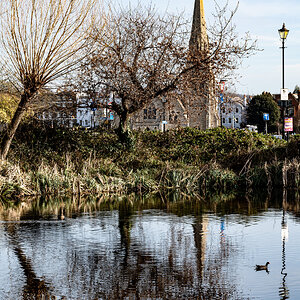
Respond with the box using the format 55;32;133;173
0;0;102;160
76;3;257;142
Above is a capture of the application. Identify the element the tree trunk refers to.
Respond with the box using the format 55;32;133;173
0;93;30;160
117;110;134;148
118;111;128;135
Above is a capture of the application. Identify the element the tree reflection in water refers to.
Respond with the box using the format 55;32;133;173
5;223;54;299
1;191;300;299
109;207;241;299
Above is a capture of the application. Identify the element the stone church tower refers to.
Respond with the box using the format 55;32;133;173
188;0;219;129
189;0;209;52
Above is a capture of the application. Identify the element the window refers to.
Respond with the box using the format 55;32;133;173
236;118;239;123
169;111;175;121
229;118;232;123
222;118;225;124
85;120;89;126
144;107;157;119
236;107;239;113
153;108;157;119
222;108;225;113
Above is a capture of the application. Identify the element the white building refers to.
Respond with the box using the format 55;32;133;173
76;93;118;128
221;95;248;129
76;93;97;128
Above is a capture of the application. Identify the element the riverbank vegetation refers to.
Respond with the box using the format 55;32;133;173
1;120;300;204
2;187;300;221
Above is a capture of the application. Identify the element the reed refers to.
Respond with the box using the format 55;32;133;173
282;158;300;188
1;124;299;202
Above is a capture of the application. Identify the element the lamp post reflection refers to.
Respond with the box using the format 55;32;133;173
279;189;289;300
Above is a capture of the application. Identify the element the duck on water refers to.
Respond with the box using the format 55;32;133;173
255;262;270;273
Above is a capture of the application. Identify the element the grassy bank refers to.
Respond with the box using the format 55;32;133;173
1;120;300;203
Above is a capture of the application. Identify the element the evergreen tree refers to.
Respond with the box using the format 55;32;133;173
246;92;280;133
293;85;300;93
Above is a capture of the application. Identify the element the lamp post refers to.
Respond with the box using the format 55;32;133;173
278;23;289;139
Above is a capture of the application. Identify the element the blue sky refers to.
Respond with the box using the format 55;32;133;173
116;0;300;96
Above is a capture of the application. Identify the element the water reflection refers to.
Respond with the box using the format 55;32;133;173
0;191;300;299
280;189;289;300
5;223;53;299
118;199;133;268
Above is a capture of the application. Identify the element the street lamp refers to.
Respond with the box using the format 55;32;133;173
278;23;289;89
278;23;289;138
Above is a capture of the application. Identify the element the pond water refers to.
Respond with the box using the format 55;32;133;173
0;191;300;299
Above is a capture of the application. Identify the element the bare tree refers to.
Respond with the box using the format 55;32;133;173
76;3;256;142
0;0;101;160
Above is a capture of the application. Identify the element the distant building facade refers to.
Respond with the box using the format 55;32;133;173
221;95;249;129
131;97;189;131
76;93;99;128
38;92;117;129
37;91;77;128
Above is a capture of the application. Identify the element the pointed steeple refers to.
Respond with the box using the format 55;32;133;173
189;0;209;53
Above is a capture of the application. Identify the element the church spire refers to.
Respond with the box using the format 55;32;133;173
189;0;209;53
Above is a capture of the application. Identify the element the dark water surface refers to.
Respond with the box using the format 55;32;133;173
0;191;300;299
